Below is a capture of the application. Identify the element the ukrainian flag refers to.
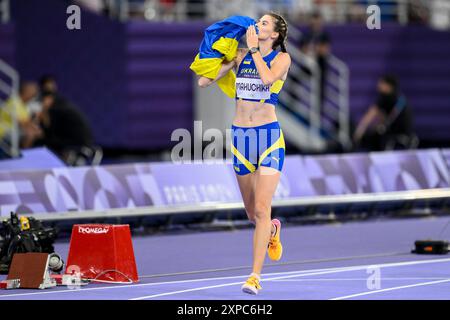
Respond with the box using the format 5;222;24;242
190;16;257;98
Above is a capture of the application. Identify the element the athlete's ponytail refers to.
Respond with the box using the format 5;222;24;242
267;12;288;53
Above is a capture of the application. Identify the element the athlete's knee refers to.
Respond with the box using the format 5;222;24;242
244;203;256;223
253;202;271;223
247;212;256;224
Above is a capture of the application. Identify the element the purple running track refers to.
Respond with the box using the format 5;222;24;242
1;216;450;300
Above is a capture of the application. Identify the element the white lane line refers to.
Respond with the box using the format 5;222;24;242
329;279;450;300
130;268;365;300
0;262;388;299
130;257;450;300
1;257;450;299
0;265;357;299
272;277;450;282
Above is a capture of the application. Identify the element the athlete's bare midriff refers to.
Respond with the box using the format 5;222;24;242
233;99;277;127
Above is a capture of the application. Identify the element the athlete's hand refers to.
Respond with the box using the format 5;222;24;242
246;25;259;49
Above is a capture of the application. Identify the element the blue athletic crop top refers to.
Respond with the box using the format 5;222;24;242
235;50;285;106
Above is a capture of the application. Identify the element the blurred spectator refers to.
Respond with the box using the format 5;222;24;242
301;11;331;53
353;75;414;151
314;0;337;22
160;0;177;21
36;91;94;162
0;82;43;149
352;0;397;22
74;0;105;13
299;11;331;105
349;1;367;22
186;0;205;19
100;0;147;20
39;74;58;94
349;0;429;24
209;0;256;21
39;74;71;109
409;0;430;24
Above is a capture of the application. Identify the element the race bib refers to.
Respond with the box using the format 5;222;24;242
236;77;271;100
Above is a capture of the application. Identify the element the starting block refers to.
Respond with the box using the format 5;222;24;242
0;279;20;289
50;274;89;286
65;224;139;283
6;253;56;289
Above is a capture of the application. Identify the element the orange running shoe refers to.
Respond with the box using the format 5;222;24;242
268;219;283;261
241;273;262;295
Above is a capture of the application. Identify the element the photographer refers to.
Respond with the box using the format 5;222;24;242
353;75;414;151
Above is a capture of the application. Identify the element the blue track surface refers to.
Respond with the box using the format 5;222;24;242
1;216;450;300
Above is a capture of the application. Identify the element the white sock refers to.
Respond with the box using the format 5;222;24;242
250;272;261;281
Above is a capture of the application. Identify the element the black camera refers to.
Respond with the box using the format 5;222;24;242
0;212;60;274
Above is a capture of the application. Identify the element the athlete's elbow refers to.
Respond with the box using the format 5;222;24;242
261;77;275;86
198;77;211;88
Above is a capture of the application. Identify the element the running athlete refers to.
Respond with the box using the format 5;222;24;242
198;13;291;295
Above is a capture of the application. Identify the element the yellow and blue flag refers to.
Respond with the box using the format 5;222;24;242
190;16;257;98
